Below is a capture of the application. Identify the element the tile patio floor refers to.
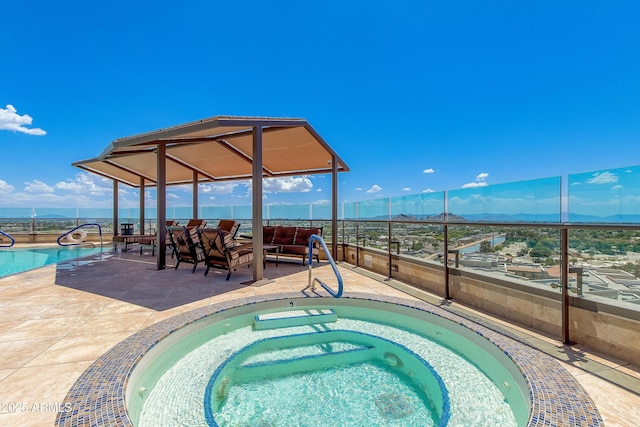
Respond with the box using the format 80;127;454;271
0;249;639;426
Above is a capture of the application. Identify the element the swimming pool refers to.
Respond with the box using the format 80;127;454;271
56;293;603;427
0;245;105;278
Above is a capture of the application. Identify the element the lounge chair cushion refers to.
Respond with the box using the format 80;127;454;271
186;219;207;228
212;230;235;254
294;227;320;246
272;226;296;245
263;226;277;244
217;220;240;238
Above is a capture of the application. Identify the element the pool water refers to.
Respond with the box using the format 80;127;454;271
136;311;522;427
216;361;436;426
0;246;104;278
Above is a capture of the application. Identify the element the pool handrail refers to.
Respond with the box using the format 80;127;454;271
307;234;343;298
57;223;103;247
0;229;15;248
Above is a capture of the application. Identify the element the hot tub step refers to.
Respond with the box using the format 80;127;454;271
253;309;337;330
235;346;375;383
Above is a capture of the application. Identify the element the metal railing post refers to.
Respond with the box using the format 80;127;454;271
561;227;570;344
388;222;393;279
355;222;360;267
444;224;450;300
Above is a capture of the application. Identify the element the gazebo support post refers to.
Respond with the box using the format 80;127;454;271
156;144;167;270
139;177;145;234
113;181;119;237
192;171;198;219
252;125;264;282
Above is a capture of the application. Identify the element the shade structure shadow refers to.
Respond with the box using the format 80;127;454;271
53;251;309;311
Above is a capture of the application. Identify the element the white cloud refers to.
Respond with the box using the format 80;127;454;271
168;184;193;193
167;193;180;199
587;171;618;185
366;184;382;193
24;179;54;194
422;188;434;193
200;182;239;195
461;172;490;188
0;105;46;136
461;181;489;188
55;173;112;196
423;168;435;174
402;187;411;191
316;188;323;192
611;184;623;190
263;176;313;193
355;187;363;191
0;179;15;194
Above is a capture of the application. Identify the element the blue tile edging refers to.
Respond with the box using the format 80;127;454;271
55;292;603;427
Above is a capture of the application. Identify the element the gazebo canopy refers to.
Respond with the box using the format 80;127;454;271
74;116;349;187
73;115;348;281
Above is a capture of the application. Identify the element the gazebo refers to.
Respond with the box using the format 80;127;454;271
73;115;349;282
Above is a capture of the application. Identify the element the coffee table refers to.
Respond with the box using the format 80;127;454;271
263;244;281;267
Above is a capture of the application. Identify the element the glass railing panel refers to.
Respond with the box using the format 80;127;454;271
356;199;389;220
33;207;77;218
228;205;252;220
310;202;331;220
117;208;136;221
267;204;312;221
568;164;640;223
310;220;333;243
77;208;114;219
0;207;33;218
0;209;33;233
144;208;158;220
390;192;446;221
341;220;358;244
169;207;194;221
569;228;640;310
356;221;391;250
447;177;561;223
34;218;79;234
342;202;357;220
200;206;233;220
447;225;562;293
390;222;444;260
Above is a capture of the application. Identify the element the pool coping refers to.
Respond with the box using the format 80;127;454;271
55;292;603;427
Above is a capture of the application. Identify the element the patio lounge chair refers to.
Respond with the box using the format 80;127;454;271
199;228;253;281
186;219;207;228
215;219;241;239
167;226;205;273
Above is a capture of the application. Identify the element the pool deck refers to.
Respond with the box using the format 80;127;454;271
0;250;639;426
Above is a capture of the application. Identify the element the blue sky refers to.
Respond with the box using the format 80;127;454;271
1;1;639;213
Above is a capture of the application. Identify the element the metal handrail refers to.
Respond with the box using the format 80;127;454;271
307;234;343;298
57;223;103;247
0;229;15;248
